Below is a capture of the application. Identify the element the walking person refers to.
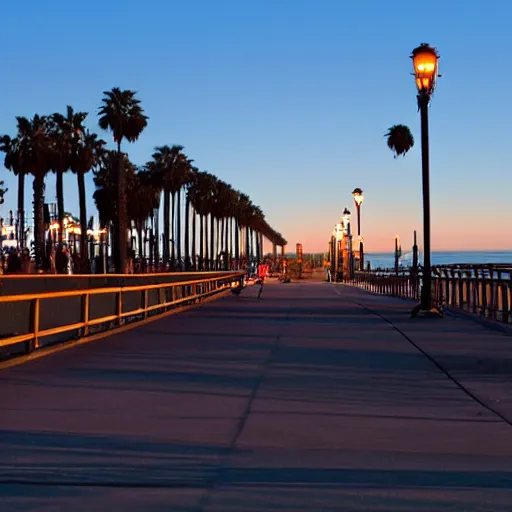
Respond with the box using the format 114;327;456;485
257;276;264;299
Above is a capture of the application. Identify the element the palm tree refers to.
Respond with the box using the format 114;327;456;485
1;129;26;248
129;169;160;263
70;130;106;271
211;179;232;270
94;151;138;273
248;204;265;263
188;171;216;270
145;161;161;266
12;115;53;267
49;106;89;246
149;145;186;267
98;87;148;273
225;187;240;267
175;156;193;269
184;166;199;270
236;193;252;263
385;125;415;158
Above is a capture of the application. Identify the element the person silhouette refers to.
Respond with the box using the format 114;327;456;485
257;276;264;299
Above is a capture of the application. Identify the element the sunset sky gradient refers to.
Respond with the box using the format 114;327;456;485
2;0;511;254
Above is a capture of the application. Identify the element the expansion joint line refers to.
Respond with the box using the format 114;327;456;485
197;306;291;511
353;297;512;429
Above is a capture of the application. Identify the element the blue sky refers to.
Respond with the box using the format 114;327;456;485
2;0;511;252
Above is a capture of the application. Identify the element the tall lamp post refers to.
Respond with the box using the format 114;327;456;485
411;43;440;316
352;188;364;270
342;208;352;280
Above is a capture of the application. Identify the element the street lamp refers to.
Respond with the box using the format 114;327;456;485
332;223;343;281
342;208;351;234
411;43;440;316
352;188;364;270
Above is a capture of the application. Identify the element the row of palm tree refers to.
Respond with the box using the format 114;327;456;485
0;88;286;273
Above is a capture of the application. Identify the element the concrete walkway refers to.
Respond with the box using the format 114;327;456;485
1;280;511;511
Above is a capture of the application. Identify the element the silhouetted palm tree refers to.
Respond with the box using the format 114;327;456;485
149;145;186;267
211;179;232;269
49;106;89;246
1;126;28;248
94;150;138;257
188;171;216;270
385;125;415;158
129;169;159;261
14;116;53;267
175;156;193;269
98;87;148;273
184;166;199;270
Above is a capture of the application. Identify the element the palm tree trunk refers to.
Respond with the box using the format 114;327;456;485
227;217;232;270
229;217;233;259
245;226;250;263
176;188;182;270
235;218;240;266
184;193;190;270
149;215;154;266
171;192;176;268
219;218;223;269
137;222;144;260
255;230;260;264
56;170;64;246
204;214;209;270
210;214;215;271
116;141;127;273
17;172;25;249
215;218;220;270
163;188;170;264
77;171;88;272
154;202;160;267
33;173;45;269
192;208;197;270
199;214;204;270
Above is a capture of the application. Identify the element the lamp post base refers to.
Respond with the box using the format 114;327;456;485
411;304;443;318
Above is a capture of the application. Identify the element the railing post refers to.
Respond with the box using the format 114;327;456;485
473;267;480;314
504;282;511;324
481;277;487;317
116;291;123;326
143;289;149;319
82;293;90;336
490;272;498;320
28;297;40;353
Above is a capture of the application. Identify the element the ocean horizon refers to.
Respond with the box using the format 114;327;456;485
365;250;512;268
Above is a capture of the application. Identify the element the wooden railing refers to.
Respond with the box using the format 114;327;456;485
346;264;512;324
0;272;244;358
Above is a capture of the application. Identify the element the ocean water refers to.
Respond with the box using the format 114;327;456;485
366;251;512;269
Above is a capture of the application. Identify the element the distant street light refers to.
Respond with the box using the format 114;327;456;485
352;188;364;270
411;43;440;316
332;223;343;282
342;208;351;234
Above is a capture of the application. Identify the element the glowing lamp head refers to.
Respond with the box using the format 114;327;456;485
411;43;439;95
342;208;351;229
352;188;364;207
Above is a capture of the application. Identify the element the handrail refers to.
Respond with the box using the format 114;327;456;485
0;270;240;279
347;266;511;325
0;275;238;303
0;272;244;355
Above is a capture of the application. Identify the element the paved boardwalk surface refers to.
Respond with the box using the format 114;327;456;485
1;280;512;511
